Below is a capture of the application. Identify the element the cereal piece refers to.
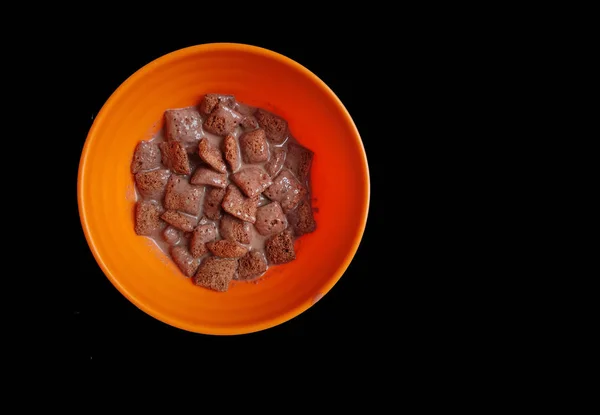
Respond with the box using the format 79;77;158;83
190;166;228;188
164;108;203;151
239;129;269;163
264;147;286;177
238;251;268;280
164;175;203;215
223;134;241;172
131;140;161;174
263;170;306;212
287;199;316;236
198;138;227;173
171;245;201;277
255;201;288;236
204;187;226;220
203;104;243;136
160;210;198;232
206;240;248;258
284;142;314;182
193;256;238;292
199;94;219;115
162;226;181;245
190;223;217;257
265;230;296;265
241;115;259;130
255;108;288;144
219;214;252;244
221;184;259;223
159;141;191;175
135;169;170;200
231;166;273;198
199;94;235;115
134;200;163;236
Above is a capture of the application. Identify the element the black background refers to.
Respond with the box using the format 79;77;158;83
62;29;420;363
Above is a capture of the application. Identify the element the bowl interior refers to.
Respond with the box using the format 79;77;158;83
78;43;369;334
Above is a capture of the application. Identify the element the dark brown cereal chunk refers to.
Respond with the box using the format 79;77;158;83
264;147;286;177
162;226;181;245
160;210;198;232
204;187;226;220
190;223;217;257
159;141;191;175
238;251;268;280
287;199;316;236
171;245;201;277
265;229;296;265
206;240;248;258
255;201;288;236
231;166;273;198
164;174;203;215
190;166;228;188
198;138;227;173
131;141;162;174
223;134;241;172
263;170;306;212
193;256;238;292
203;104;243;136
190;241;207;260
239;129;269;163
164;108;203;151
134;200;163;236
199;94;235;115
219;214;252;244
255;108;288;144
221;184;259;223
194;223;217;242
241;115;259;130
284;142;314;182
199;94;219;115
135;169;170;200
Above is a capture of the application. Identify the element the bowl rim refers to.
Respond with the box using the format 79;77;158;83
77;42;370;335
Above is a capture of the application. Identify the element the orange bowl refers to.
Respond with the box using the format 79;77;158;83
78;43;370;335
